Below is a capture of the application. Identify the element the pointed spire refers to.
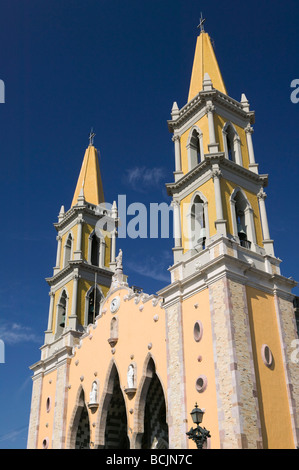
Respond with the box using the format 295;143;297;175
188;25;227;102
171;101;179;120
241;93;250;112
58;205;65;222
77;185;85;206
202;72;213;91
71;132;105;208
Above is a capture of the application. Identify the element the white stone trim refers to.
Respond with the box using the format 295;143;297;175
63;231;74;268
84;284;104;327
186;190;210;250
222;121;243;166
186;125;205;171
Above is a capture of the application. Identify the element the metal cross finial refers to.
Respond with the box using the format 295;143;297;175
89;128;96;146
197;12;206;33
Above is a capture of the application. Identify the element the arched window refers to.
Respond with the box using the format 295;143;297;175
91;233;100;266
86;287;102;325
63;233;73;267
188;193;209;250
56;290;68;338
230;188;256;249
187;127;204;171
223;122;243;166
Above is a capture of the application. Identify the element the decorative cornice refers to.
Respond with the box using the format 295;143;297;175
54;203;113;232
46;260;113;286
167;89;255;133
165;153;268;196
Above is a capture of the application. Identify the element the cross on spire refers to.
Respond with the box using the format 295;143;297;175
89;128;96;146
197;12;206;33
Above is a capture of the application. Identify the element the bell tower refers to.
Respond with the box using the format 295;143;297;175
168;26;273;264
43;133;118;348
159;21;299;449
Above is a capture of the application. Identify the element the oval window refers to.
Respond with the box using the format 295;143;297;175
42;438;49;449
261;344;273;367
46;397;51;413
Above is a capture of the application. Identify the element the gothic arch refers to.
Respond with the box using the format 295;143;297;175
84;284;104;327
187;191;210;249
230;187;256;247
95;360;129;449
186;125;204;170
222;121;243;165
63;232;74;267
66;385;91;449
131;354;168;449
54;288;69;339
87;229;106;267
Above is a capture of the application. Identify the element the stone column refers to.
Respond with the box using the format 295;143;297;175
257;189;274;256
73;217;83;261
110;201;118;270
206;103;219;153
100;237;106;268
164;300;188;448
27;373;43;448
245;124;259;174
54;235;62;275
212;168;227;236
233;135;243;166
110;229;117;264
172;134;183;181
44;291;55;343
68;271;80;330
172;200;183;263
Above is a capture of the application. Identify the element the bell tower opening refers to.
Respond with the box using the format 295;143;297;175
190;195;206;250
55;290;67;339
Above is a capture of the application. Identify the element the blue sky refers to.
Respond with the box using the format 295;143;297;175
0;0;298;449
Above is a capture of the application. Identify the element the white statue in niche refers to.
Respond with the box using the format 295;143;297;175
127;364;135;389
116;249;123;270
89;381;98;404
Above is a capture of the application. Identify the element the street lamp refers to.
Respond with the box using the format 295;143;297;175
186;403;211;449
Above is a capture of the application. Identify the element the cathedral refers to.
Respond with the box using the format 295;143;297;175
27;22;299;449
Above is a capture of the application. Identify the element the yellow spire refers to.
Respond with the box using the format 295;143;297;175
188;30;227;102
71;143;105;207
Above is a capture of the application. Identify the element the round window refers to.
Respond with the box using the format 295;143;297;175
195;375;208;393
193;321;203;342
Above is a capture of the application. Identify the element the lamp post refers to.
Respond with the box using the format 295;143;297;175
186;403;211;449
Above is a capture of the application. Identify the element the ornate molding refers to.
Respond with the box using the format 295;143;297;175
257;189;267;200
205;103;215;114
212;169;222;180
245;123;254;134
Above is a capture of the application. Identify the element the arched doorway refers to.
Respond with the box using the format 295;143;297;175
67;387;91;449
104;373;130;449
141;371;168;449
132;356;168;449
75;401;90;449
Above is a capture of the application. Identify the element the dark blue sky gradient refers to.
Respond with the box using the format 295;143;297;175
0;0;298;448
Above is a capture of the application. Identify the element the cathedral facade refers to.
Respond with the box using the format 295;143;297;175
27;25;299;449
